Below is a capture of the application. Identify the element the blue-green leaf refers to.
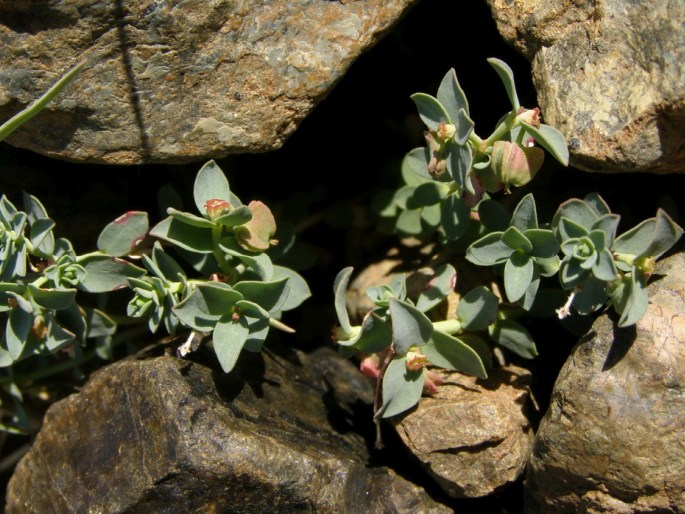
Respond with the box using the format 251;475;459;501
233;278;289;314
272;266;311;312
614;273;649;328
214;205;253;227
466;232;512;266
504;252;536;302
510;193;538;231
166;208;215;228
410;93;451;130
396;209;423;235
333;267;353;335
502;226;533;253
441;194;470;241
525;229;559;258
193;160;239;214
593;214;621;248
401;147;432;186
416;264;456;313
437;68;469;119
446;140;472;188
78;255;145;293
212;316;249;373
614;209;682;260
558;217;589;241
413;182;448;207
478;199;510;232
6;307;32;360
573;277;608;315
27;285;76;310
379;356;424;418
553;199;597;233
353;311;393;353
28;218;56;257
487;58;520;110
423;331;487;378
488;319;537;358
150;216;214;254
455;108;474;146
521;123;569;166
389;298;434;355
456;286;499;330
97;211;149;257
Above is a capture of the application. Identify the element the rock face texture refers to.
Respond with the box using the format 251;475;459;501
394;366;534;498
0;0;417;165
6;346;449;513
525;252;685;513
486;0;685;173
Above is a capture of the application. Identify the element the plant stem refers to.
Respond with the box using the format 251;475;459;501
372;349;394;449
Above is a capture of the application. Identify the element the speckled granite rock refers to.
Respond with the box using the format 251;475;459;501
525;252;685;513
486;0;685;173
394;366;534;499
6;346;450;513
0;0;417;164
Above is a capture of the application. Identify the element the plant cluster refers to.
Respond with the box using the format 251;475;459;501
0;65;310;433
333;59;683;435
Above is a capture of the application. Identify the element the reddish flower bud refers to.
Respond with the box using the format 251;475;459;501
205;199;232;220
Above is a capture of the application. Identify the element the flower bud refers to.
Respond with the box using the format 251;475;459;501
490;141;544;193
405;349;429;371
205;199;232;220
436;121;456;142
517;107;541;127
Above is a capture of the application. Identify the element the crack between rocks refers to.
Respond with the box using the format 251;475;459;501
430;437;505;455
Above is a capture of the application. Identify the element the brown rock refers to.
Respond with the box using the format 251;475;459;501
394;365;534;498
6;346;450;513
0;0;417;164
486;0;685;173
525;252;685;513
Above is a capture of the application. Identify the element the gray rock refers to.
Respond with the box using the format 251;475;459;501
6;346;450;513
394;365;534;498
486;0;685;173
525;252;685;513
0;0;417;165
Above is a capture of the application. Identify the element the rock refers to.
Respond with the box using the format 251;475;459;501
393;365;534;498
525;252;685;513
6;345;450;513
0;0;417;165
486;0;685;173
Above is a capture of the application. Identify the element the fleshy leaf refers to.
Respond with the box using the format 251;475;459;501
437;68;470;119
455;108;475;146
613;209;682;260
333;267;353;335
401;147;432;185
379;356;424;418
487;58;520;110
6;308;32;360
593;214;621;248
558;217;589;241
78;255;145;293
504;252;536;302
423;331;487;378
416;264;456;313
510;193;538;232
446;140;472;188
553;199;598;233
466;232;512;266
593;248;617;281
413;182;448;207
478;199;511;232
272;266;311;312
441;194;470;241
233;278;289;314
389;298;434;355
212;316;249;373
584;193;611;217
525;229;559;258
502;226;533;253
396;209;423;235
573;277;608;315
456;286;499;331
97;211;149;257
28;218;56;257
353;311;393;353
214;205;253;228
27;285;76;310
614;273;649;328
150;216;214;254
410;93;451;129
521;122;569;166
488;319;538;358
167;208;215;228
193;160;238;214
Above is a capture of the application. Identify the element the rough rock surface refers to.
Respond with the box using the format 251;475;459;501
0;0;417;165
486;0;685;173
6;346;450;513
525;252;685;513
394;366;534;498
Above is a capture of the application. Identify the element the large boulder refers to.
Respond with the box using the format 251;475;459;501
6;346;449;513
0;0;417;165
486;0;685;173
525;252;685;512
394;365;534;498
